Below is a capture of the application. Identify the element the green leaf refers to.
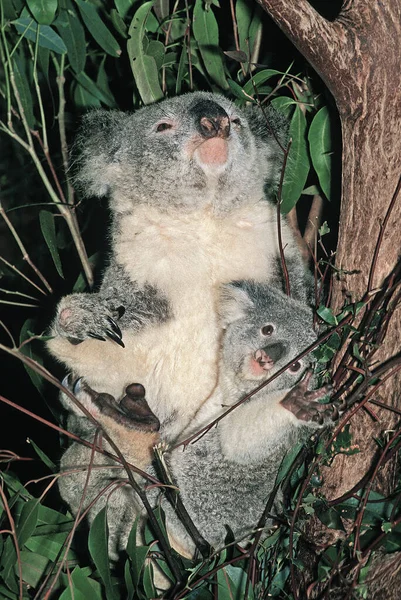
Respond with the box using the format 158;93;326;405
115;0;133;18
0;538;18;593
55;0;86;74
16;499;39;547
19;319;45;394
217;565;255;600
308;106;332;200
280;106;310;213
69;567;103;599
316;305;338;325
59;587;87;600
243;69;282;96
72;81;101;108
17;550;49;588
76;0;121;57
315;503;345;531
227;78;249;102
147;40;165;70
126;517;150;590
192;0;228;90
26;0;58;25
39;210;64;277
143;563;157;598
110;8;128;38
88;507;118;600
27;438;57;471
127;2;164;104
75;72;115;107
12;18;67;53
270;95;296;119
275;441;303;485
12;52;35;128
175;41;188;95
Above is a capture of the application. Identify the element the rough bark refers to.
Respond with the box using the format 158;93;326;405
256;0;401;594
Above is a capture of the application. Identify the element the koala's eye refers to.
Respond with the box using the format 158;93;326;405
155;121;174;133
261;324;274;336
289;361;302;374
231;117;242;127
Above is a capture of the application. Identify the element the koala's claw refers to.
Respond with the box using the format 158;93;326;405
88;332;107;342
54;295;125;348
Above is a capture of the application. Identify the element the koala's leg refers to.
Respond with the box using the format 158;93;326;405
59;379;160;561
279;370;343;424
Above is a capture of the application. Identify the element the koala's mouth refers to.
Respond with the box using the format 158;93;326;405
192;137;229;168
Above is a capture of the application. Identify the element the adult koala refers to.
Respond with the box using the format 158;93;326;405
48;92;308;443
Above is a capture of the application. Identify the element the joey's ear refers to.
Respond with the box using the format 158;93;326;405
71;110;128;198
219;282;254;327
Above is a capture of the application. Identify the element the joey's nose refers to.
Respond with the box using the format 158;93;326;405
191;100;231;139
262;342;286;363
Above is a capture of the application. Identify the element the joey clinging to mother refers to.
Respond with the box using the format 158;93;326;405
48;91;308;441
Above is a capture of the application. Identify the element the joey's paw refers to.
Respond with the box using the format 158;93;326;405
65;378;160;433
280;369;341;425
53;295;124;347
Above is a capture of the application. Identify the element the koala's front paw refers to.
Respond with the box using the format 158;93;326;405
65;376;160;433
280;370;342;425
53;294;124;347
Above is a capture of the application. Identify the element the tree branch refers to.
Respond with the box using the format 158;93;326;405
256;0;346;98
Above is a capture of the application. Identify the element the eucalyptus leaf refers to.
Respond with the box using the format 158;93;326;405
76;0;121;57
55;0;86;73
114;0;133;19
75;72;115;107
176;42;187;95
308;106;332;200
19;319;45;394
127;2;164;104
26;0;58;25
12;18;67;53
16;499;39;547
12;53;35;128
243;69;282;96
192;0;228;90
88;507;118;600
39;210;64;277
16;550;49;588
280;106;310;213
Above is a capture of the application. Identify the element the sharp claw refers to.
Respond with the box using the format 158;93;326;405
107;316;123;340
72;377;83;395
105;328;125;348
88;332;106;341
61;374;71;389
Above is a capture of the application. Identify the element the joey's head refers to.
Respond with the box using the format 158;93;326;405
72;92;287;215
220;281;317;395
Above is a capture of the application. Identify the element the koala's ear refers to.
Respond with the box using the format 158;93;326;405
219;282;254;326
71;110;128;198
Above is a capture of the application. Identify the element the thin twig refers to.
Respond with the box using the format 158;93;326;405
368;174;401;292
0;199;52;293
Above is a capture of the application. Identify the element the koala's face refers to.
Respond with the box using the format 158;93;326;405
74;92;286;213
221;282;316;393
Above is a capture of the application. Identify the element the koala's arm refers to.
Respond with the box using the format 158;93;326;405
50;260;170;345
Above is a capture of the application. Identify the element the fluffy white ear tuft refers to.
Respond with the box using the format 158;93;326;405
219;283;254;326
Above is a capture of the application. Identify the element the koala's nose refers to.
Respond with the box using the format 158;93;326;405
262;342;286;363
191;100;231;139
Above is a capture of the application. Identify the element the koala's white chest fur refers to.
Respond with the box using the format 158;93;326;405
50;200;294;438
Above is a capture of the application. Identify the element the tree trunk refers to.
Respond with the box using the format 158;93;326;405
256;0;401;592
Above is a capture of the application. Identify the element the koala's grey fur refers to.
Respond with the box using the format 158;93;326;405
162;281;322;555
